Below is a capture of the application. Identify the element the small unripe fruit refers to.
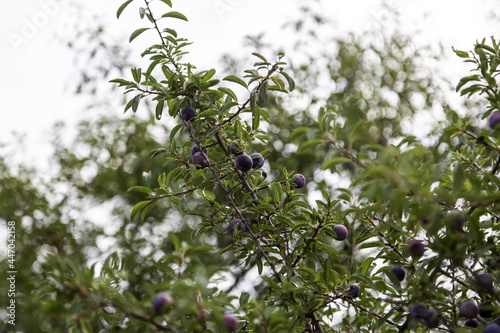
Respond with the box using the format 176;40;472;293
197;309;210;321
390;266;406;282
446;209;465;230
407;239;426;259
235;154;253;172
333;225;348;240
192;152;209;168
153;293;173;314
410;303;429;320
292;174;306;188
223;313;238;332
459;300;479;319
464;318;479;327
346;284;360;298
229;140;244;156
250;153;264;169
228;219;245;233
424;309;440;328
473;273;494;293
479;302;494;318
180;107;196;121
489;112;500;130
485;323;500;333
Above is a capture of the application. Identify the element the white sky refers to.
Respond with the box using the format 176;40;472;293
0;0;498;169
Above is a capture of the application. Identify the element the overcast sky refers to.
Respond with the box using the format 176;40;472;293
1;0;498;169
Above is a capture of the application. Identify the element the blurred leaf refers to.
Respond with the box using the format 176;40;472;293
162;11;188;21
129;28;150;43
223;75;248;89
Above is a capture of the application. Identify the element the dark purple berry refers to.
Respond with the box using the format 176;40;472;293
229;140;244;156
250;153;264;169
473;273;494;294
410;303;429;320
192;152;209;168
223;313;238;332
407;239;426;259
346;284;360;298
292;174;306;188
333;225;348;240
479;302;494;318
228;219;245;233
464;318;479;327
485;323;500;333
180;107;196;121
153;293;173;314
191;145;207;156
261;171;268;178
489;112;500;130
235;154;253;172
390;266;406;282
459;300;479;319
446;209;466;230
424;309;440;328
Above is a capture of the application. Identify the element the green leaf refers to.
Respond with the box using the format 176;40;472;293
201;69;216;82
155;99;164;120
162;11;188;21
452;47;469;58
129;28;150;43
130;201;150;221
159;0;172;7
299;138;323;152
198;190;215;202
252;52;269;63
198;109;219;118
239;292;250;307
268;183;283;205
131;94;142;112
117;0;133;19
256;258;263;275
218;87;238;102
80;319;93;333
280;71;295;92
148;147;167;158
290;126;309;140
163;28;177;37
258;80;268;104
170;123;183;142
109;78;135;87
127;186;153;194
456;75;481;92
351;273;376;289
223;75;248;89
360;257;374;275
322;157;351;170
140;200;158;220
131;67;142;83
158;173;166;190
143;170;152;187
185;245;213;257
251;92;260;130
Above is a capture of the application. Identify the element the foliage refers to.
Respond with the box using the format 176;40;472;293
2;1;500;332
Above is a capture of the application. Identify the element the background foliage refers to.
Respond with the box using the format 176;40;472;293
2;1;500;332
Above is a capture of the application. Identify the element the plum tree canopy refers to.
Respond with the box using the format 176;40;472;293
2;1;500;332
